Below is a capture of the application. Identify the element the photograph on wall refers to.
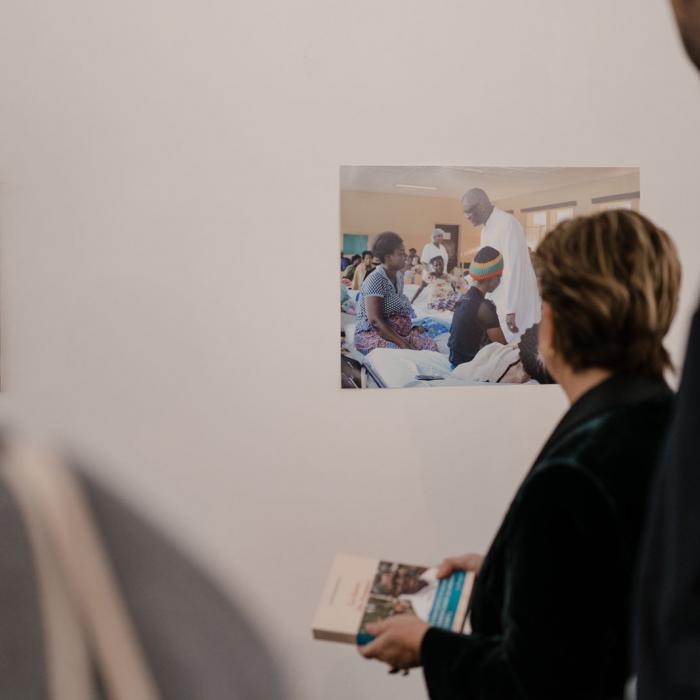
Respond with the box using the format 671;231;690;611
339;165;640;389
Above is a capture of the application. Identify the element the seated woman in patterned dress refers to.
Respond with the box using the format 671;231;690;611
354;232;438;355
409;255;462;311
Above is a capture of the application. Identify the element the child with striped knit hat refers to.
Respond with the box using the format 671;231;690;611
448;246;508;367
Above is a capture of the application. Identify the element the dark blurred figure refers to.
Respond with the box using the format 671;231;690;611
518;324;555;385
635;311;700;700
0;441;287;700
669;0;700;69
633;4;700;699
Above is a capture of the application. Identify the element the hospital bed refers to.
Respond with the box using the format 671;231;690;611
359;349;539;389
361;349;487;388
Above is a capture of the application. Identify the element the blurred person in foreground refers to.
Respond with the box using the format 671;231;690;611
0;437;287;700
360;210;680;700
634;2;700;698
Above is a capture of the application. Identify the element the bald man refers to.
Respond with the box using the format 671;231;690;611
634;3;700;699
462;188;540;342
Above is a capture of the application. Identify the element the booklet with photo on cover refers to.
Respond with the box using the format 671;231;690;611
312;554;474;645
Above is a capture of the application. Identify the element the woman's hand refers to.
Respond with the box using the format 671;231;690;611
358;615;430;672
436;553;485;579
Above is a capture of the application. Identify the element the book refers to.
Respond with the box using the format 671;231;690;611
312;554;474;645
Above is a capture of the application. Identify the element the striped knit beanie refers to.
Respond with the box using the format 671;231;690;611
470;246;504;280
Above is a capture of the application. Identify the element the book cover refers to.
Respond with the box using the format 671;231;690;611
312;554;474;645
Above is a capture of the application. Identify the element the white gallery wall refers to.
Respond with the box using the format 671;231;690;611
1;2;700;699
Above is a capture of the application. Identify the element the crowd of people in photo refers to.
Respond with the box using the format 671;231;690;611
340;188;551;385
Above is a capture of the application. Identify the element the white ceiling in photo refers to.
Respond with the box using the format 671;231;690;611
340;166;639;201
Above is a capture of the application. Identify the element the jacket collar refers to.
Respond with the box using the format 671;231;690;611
534;373;671;464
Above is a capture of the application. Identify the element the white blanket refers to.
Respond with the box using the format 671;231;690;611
364;349;457;388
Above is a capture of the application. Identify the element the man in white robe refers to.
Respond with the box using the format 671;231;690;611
462;188;540;342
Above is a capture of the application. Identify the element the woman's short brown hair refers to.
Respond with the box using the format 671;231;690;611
534;210;681;378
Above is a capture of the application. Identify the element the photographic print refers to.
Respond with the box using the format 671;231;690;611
339;166;640;389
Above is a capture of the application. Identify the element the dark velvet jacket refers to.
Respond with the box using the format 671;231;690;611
421;374;673;700
635;307;700;699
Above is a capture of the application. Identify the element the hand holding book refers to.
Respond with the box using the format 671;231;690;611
312;555;476;648
436;553;485;580
358;615;429;672
357;553;484;674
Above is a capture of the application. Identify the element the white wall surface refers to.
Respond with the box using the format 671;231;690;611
1;2;699;699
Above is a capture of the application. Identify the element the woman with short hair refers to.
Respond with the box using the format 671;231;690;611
360;210;681;700
354;232;438;355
